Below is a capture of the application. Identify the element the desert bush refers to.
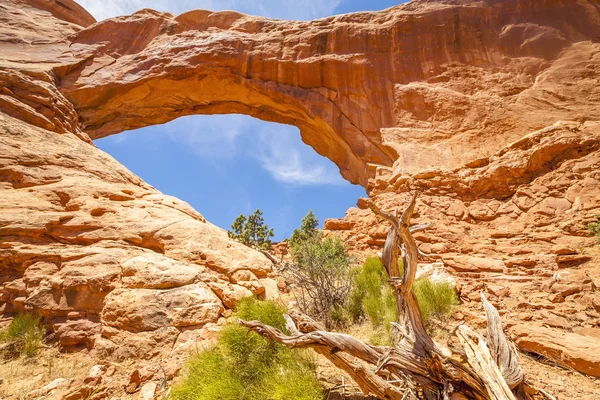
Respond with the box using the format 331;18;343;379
586;215;600;243
283;211;354;329
348;256;397;327
413;278;459;323
0;313;44;359
347;256;398;345
287;234;353;329
170;298;322;400
232;296;289;329
289;210;319;250
349;256;458;342
228;209;275;250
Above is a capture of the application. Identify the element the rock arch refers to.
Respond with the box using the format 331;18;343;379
54;0;600;188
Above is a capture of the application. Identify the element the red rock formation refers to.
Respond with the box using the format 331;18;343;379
512;324;600;377
1;0;600;382
55;0;600;186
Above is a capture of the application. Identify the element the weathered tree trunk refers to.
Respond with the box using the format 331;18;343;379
239;193;542;399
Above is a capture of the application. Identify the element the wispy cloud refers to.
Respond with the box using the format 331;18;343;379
163;115;346;186
252;125;346;186
164;114;245;159
78;0;342;21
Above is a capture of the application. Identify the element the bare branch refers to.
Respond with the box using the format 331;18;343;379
481;293;524;388
455;325;516;400
238;318;405;399
409;223;431;233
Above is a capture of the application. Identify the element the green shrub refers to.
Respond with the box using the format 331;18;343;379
171;298;322;400
349;256;458;341
586;215;600;243
289;210;319;250
232;296;288;331
228;209;275;250
413;278;459;323
171;350;244;400
347;257;398;346
348;256;397;328
0;313;44;359
284;212;354;329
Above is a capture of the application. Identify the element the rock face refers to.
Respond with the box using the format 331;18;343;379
1;0;600;377
512;324;600;378
7;0;600;187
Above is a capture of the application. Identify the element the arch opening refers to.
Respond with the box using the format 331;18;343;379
64;61;396;187
95;113;367;240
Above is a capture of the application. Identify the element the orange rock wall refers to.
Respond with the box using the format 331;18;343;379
1;0;600;369
54;0;600;186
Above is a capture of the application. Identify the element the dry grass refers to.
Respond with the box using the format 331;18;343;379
0;346;97;399
344;320;392;347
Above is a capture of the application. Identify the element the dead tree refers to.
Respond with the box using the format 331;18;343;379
240;193;546;399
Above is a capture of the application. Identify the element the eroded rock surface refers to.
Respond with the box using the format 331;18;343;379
512;324;600;378
1;0;600;381
325;122;600;377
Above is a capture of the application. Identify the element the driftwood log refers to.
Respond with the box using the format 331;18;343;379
239;193;546;399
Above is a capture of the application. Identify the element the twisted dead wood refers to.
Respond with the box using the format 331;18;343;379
240;193;534;399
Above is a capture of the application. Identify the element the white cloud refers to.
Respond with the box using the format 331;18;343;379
78;0;341;21
162;114;345;186
164;114;245;159
252;125;346;186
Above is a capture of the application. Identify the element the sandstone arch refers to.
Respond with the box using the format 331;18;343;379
53;0;600;188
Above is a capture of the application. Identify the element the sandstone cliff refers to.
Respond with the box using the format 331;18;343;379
1;0;600;389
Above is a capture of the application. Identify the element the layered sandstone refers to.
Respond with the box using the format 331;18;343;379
1;0;600;385
18;0;600;187
325;122;600;377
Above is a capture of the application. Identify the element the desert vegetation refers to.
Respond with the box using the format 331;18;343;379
239;194;542;399
348;256;458;345
171;297;322;400
230;209;459;344
228;209;275;250
281;210;354;329
412;277;459;324
0;313;44;359
586;214;600;243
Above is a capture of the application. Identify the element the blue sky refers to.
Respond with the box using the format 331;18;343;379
88;0;406;240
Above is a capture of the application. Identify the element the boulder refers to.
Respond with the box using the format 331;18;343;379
54;319;101;348
102;285;223;332
121;253;201;289
512;324;600;377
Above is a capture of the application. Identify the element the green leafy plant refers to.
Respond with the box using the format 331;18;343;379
289;210;318;250
413;278;459;323
585;215;600;243
283;211;354;329
348;256;397;327
171;298;322;400
228;209;275;250
0;313;44;359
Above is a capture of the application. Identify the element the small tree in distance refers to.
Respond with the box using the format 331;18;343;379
228;209;274;250
289;209;318;249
